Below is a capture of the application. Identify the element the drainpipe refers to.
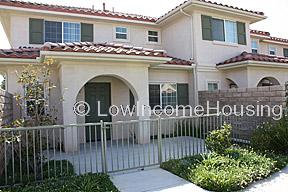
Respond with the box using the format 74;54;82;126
180;8;199;107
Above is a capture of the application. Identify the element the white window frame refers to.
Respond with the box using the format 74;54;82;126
251;40;258;53
269;46;276;56
206;80;220;91
147;30;161;44
149;82;178;108
23;82;49;118
211;17;239;45
44;20;81;43
114;26;130;42
223;20;238;44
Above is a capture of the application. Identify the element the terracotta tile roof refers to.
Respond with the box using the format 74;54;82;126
166;57;193;66
0;0;157;23
250;29;288;44
250;30;270;37
41;42;168;57
0;42;193;66
159;0;264;21
217;52;288;66
0;47;40;59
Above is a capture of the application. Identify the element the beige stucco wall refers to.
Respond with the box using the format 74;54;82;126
161;16;193;60
9;13;162;50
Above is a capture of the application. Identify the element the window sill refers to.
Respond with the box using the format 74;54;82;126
212;41;239;47
113;38;130;43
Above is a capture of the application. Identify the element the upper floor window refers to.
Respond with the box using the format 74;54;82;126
225;21;237;43
29;18;93;44
283;48;288;57
148;31;159;43
63;22;81;42
201;15;246;45
269;46;276;55
44;21;62;43
115;27;128;40
251;40;258;54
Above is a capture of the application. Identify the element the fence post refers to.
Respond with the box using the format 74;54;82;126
285;82;288;115
100;120;108;173
157;118;162;164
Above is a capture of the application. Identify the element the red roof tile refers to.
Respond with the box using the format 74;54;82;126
0;42;193;66
217;52;288;66
166;57;193;66
0;47;40;59
41;42;168;57
250;30;270;37
159;0;264;21
0;0;157;23
250;29;288;44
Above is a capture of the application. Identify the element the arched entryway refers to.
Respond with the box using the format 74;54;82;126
76;75;139;143
257;77;280;87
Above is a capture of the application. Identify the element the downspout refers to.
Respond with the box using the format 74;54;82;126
180;8;199;107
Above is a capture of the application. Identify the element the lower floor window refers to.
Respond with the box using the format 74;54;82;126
149;83;189;108
207;81;219;91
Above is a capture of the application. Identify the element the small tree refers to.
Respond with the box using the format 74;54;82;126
15;58;56;126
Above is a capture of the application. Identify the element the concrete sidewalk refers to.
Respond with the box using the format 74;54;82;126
111;166;288;192
244;166;288;192
110;168;207;192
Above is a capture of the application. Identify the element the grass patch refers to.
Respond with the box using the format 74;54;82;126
1;173;119;192
161;147;288;192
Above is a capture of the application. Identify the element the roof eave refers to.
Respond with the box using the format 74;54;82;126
0;5;157;25
156;0;266;24
217;60;288;69
40;51;171;64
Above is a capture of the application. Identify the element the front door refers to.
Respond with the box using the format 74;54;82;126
85;83;111;141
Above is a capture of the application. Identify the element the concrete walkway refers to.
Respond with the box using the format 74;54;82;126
110;168;207;192
244;166;288;192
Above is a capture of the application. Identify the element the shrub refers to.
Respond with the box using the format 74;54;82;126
161;147;285;192
251;116;288;155
205;123;232;154
1;174;119;192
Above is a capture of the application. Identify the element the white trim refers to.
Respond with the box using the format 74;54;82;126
113;26;130;42
262;39;288;46
146;30;161;45
40;51;171;64
0;5;157;26
0;58;40;64
206;80;220;91
268;45;277;56
217;60;288;70
150;64;195;70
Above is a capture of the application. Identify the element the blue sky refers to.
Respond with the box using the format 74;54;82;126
0;0;287;49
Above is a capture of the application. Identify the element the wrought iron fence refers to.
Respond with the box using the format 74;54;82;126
0;113;270;187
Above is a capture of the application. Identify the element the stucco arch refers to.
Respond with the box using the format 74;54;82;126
226;78;239;89
75;74;139;102
257;77;280;87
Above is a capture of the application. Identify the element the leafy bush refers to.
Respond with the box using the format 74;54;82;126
161;147;288;192
251;116;288;155
1;174;119;192
42;160;75;179
205;123;232;154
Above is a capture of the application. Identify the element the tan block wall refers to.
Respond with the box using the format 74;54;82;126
0;89;13;177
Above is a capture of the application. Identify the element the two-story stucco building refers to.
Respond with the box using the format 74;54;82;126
0;0;288;151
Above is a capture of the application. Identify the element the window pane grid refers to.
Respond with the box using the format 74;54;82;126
63;22;80;43
225;21;237;43
148;31;159;42
116;27;128;40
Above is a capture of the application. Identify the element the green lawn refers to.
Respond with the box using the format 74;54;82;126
161;147;288;192
1;173;119;192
